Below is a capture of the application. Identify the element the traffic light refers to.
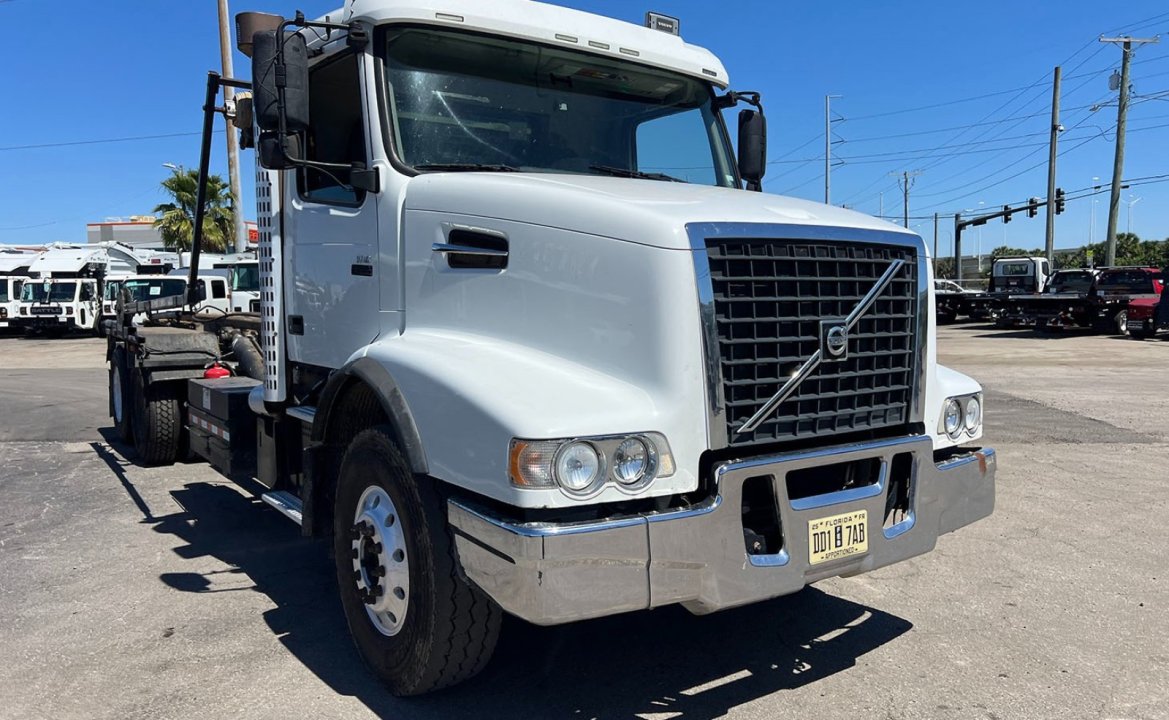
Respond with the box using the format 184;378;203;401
1027;198;1039;218
1054;187;1066;214
1003;205;1012;223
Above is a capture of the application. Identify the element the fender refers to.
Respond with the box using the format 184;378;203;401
312;356;429;474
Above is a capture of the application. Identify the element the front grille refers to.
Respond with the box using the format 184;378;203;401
705;239;918;447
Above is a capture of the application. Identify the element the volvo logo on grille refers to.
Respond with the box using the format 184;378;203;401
823;323;849;359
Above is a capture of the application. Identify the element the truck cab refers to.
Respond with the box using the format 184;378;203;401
118;273;231;322
18;277;101;336
212;257;260;313
108;0;996;696
988;256;1051;294
0;275;30;330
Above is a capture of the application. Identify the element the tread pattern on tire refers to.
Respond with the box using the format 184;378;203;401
335;426;501;696
132;372;182;466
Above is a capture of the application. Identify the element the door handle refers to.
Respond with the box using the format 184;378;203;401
432;228;508;269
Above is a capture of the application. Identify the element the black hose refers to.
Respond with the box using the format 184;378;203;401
231;334;266;381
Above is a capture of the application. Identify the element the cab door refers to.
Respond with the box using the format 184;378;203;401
78;281;99;329
283;47;380;369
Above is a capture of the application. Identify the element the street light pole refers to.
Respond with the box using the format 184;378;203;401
1126;196;1142;235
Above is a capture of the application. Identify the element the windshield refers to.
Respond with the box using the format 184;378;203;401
124;278;186;301
21;282;76;302
382;27;736;186
1046;271;1094;293
230;264;259;292
1097;270;1153;293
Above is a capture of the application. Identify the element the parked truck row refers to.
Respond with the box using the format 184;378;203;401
0;243;259;337
935;254;1166;337
102;0;996;696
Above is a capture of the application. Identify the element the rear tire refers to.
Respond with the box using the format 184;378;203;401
109;346;134;443
131;371;182;466
333;426;501;696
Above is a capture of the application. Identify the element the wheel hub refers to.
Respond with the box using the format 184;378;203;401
351;485;409;636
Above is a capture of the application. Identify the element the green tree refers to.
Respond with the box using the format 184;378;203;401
152;168;236;252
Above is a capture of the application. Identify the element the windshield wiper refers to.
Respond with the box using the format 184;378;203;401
587;164;686;183
415;163;520;173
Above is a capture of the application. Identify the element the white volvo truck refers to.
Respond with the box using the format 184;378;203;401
107;0;996;696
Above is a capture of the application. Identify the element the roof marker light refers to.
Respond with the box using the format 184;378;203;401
435;12;464;22
619;47;640;57
645;11;680;35
555;33;579;43
588;40;610;50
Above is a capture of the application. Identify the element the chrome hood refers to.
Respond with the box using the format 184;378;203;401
403;173;916;250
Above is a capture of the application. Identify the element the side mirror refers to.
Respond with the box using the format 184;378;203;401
738;109;767;192
258;131;302;170
252;29;309;134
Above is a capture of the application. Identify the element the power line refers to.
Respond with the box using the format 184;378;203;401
0;129;224;152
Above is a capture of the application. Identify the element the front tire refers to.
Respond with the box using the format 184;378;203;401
333;426;501;696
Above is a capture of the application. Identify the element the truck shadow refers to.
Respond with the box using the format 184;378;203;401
115;471;912;719
970;328;1096;340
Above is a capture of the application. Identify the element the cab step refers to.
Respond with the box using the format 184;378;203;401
261;490;303;526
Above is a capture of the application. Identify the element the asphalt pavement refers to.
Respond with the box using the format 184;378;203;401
0;327;1165;719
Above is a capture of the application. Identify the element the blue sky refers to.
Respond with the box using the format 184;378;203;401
1;0;1166;258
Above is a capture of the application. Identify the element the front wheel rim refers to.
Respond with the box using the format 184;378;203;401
351;485;410;636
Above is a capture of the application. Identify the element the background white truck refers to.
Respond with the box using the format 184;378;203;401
106;0;996;696
0;250;34;331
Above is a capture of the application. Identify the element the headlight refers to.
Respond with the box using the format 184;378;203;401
964;396;981;431
612;437;651;486
943;398;963;438
509;432;674;498
554;442;602;494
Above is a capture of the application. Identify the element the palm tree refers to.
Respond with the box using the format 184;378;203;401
153;168;237;252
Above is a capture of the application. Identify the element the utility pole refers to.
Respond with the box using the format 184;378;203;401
879;192;883;220
1044;66;1061;266
1099;35;1159;265
218;0;248;253
933;212;939;272
892;170;921;228
954;214;962;281
824;95;842;204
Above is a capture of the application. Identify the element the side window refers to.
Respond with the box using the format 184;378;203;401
635;108;720;185
212;280;227;299
298;53;367;205
80;283;93;301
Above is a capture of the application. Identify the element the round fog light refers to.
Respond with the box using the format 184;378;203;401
554;442;601;493
964;396;981;431
613;437;650;485
943;398;963;438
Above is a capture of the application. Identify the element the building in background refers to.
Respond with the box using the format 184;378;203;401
86;216;257;250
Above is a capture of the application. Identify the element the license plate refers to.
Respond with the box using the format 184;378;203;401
808;510;868;565
1127;320;1145;330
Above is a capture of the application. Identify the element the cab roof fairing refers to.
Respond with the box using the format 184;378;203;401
315;0;729;88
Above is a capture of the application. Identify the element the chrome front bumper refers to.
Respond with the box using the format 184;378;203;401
449;436;995;626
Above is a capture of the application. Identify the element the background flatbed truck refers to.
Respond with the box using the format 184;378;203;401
107;1;996;696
